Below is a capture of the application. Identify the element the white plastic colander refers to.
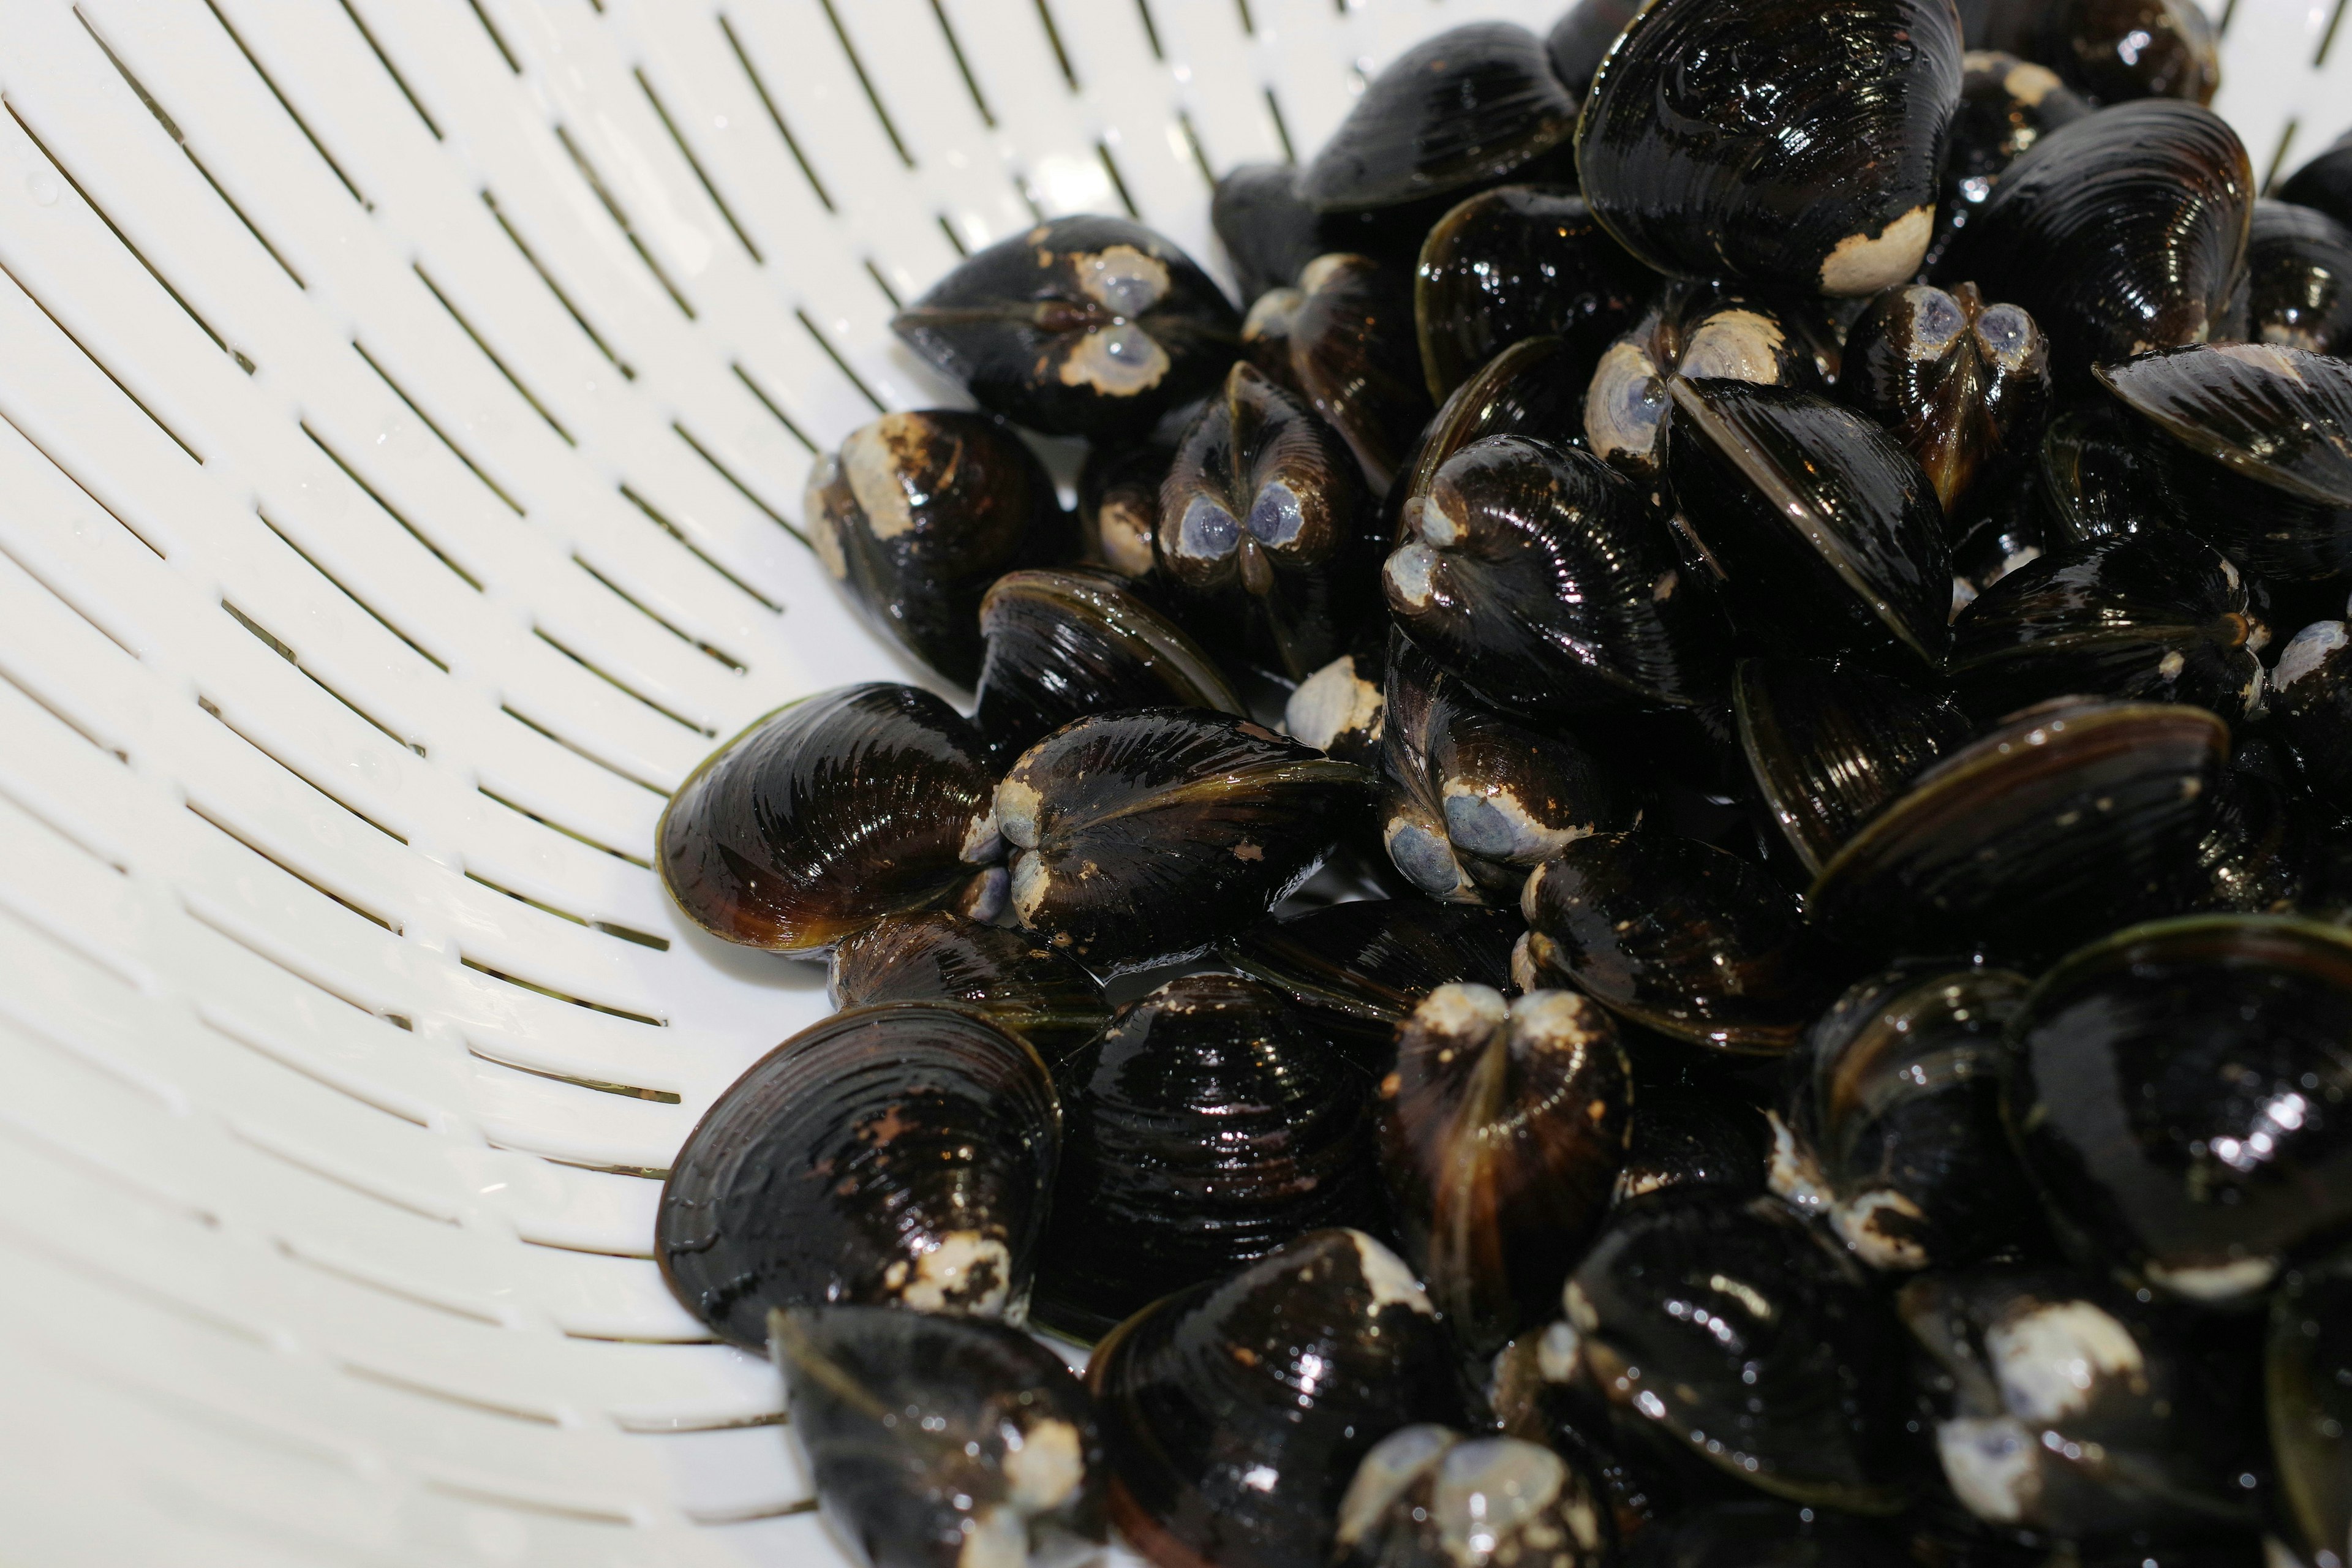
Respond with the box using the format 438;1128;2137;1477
0;1;2342;1562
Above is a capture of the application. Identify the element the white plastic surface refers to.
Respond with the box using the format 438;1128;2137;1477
0;1;2340;1562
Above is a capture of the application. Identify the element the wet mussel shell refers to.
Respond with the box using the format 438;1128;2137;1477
2007;914;2352;1305
1262;253;1431;493
805;410;1068;687
2032;0;2222;107
1561;1191;1913;1512
771;1304;1106;1568
1770;963;2037;1272
2279;127;2352;233
2248;200;2352;355
1212;163;1326;307
1387;433;1725;717
891;215;1242;438
1222;897;1523;1072
658;685;1000;954
1613;1090;1773;1208
1077;434;1176;579
1332;1425;1613;1568
1087;1227;1466;1568
1544;0;1641;103
2269;619;2352;797
2096;342;2352;582
1379;986;1632;1353
971;568;1243;764
997;709;1367;973
2193;733;2314;916
2035;396;2189;546
1031;976;1384;1343
1585;283;1839;479
1520;832;1839;1055
1806;699;2229;963
1838;283;2052;520
1938;99;2252;385
1926;52;2090;272
1284;644;1390;769
1946;528;2264;722
2269;1252;2352;1568
1733;656;1973;876
1576;0;1962;297
1388;336;1597;549
656;1003;1059;1348
827;911;1110;1074
1664;379;1954;673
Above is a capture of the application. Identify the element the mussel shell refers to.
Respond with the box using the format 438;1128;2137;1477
1664;380;1954;672
1938;99;2252;385
2032;0;2220;107
1733;657;1973;876
1806;699;2228;963
2269;1252;2352;1568
1283;646;1389;769
1771;964;2036;1272
2271;619;2352;797
2097;342;2352;581
1840;284;2053;519
658;685;998;954
2193;735;2313;916
1926;52;2090;273
1899;1265;2260;1536
1946;529;2263;722
771;1305;1105;1568
1520;832;1838;1054
1212;163;1326;307
1158;361;1378;683
1379;639;1637;905
1078;434;1175;578
2007;914;2352;1304
1388;432;1725;717
656;1003;1058;1348
1302;23;1579;214
892;216;1241;438
1087;1227;1466;1568
1544;0;1640;102
1415;186;1653;404
1562;1191;1913;1512
996;709;1366;973
1623;1501;1904;1567
1381;986;1632;1352
1332;1426;1611;1568
1389;336;1595;549
971;568;1243;764
2247;200;2352;355
1277;254;1431;492
2035;396;2185;545
1222;897;1523;1071
1585;283;1839;478
1613;1090;1773;1207
1577;0;1962;297
827;911;1109;1072
2279;128;2352;233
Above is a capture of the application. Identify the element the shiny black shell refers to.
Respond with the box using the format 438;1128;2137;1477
1926;51;2090;273
2280;128;2352;232
1839;284;2052;520
2248;200;2352;355
2271;1253;2352;1568
2271;619;2352;798
1388;336;1596;549
2032;0;2220;107
1257;253;1432;492
827;911;1110;1073
1585;282;1839;478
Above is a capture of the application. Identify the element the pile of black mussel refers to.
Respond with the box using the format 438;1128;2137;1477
651;4;2352;1567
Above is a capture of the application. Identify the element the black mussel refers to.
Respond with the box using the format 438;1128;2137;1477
2098;343;2352;582
1389;336;1595;549
892;216;1240;438
1379;640;1637;905
2282;129;2352;233
1584;282;1838;480
2035;396;2185;546
995;709;1365;972
2271;1252;2352;1568
971;568;1242;764
660;685;1000;954
1302;23;1579;216
1213;163;1325;307
1284;646;1388;769
1088;1227;1465;1568
1033;976;1382;1342
1487;1331;1686;1540
1901;1266;2259;1537
1415;186;1653;404
1577;0;1962;297
657;1004;1058;1348
1806;699;2228;963
1939;100;2252;386
1332;1425;1612;1568
1614;1090;1772;1207
1077;432;1175;578
1768;964;2035;1272
807;410;1068;687
1223;897;1523;1071
2193;734;2312;916
1521;832;1838;1054
1158;361;1377;682
1245;254;1430;492
1544;0;1640;102
2272;619;2352;797
771;1305;1104;1568
1555;1190;1913;1512
1841;284;2052;520
1733;657;1973;876
1387;433;1724;718
1664;380;1954;672
1946;477;2052;608
1626;1501;1904;1567
2008;914;2352;1305
1926;52;2091;273
828;912;1109;1072
1946;529;2263;723
2030;0;2220;107
2248;200;2352;355
1380;985;1632;1352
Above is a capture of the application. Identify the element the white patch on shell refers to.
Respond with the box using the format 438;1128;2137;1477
1297;253;1352;296
1386;541;1440;608
1830;1188;1929;1270
807;455;851;580
1335;1425;1457;1549
959;1505;1028;1568
1436;1439;1570;1566
1009;853;1049;927
1763;1109;1831;1216
1418;496;1464;547
1562;1280;1599;1333
1583;339;1665;464
1286;655;1385;752
1002;1418;1085;1513
2001;59;2065;106
1076;244;1170;316
1414;982;1511;1044
1508;990;1606;1055
1819;205;1934;297
840;418;925;541
995;777;1044;850
1680;309;1789;383
958;865;1009;924
897;1231;1014;1315
961;807;1004;865
1442;778;1585;862
1537;1319;1583;1382
2275;621;2348;692
1937;1414;2040;1525
1095;496;1159;577
2157;649;2187;682
1986;1300;2145;1422
1349;1230;1436;1316
1059;323;1170;396
1950;575;1979;620
1995;545;2043;583
2144;1254;2280;1302
1510;931;1541;995
1243;287;1303;342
